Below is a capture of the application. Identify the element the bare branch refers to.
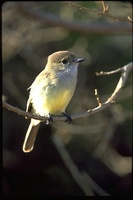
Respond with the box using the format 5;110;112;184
3;62;132;123
15;3;132;35
65;1;132;23
96;66;127;76
2;101;48;122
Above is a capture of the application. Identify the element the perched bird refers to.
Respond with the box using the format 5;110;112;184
23;50;85;153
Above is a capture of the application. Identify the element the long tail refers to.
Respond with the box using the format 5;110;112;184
23;119;40;153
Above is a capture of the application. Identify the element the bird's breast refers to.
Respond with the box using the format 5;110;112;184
31;73;77;116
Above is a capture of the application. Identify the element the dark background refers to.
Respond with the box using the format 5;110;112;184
2;1;132;196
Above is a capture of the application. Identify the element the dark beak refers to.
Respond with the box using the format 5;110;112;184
76;58;85;63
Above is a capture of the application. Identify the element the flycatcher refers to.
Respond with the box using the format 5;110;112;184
23;50;85;153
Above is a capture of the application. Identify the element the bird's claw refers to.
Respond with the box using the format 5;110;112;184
62;113;72;124
46;115;53;125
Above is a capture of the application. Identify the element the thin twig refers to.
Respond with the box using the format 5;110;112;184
65;1;132;23
101;1;109;13
96;66;125;76
3;62;133;123
95;89;102;106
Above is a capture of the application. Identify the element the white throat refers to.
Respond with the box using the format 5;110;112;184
65;64;78;77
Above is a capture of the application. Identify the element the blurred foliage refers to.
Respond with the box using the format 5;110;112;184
2;1;132;196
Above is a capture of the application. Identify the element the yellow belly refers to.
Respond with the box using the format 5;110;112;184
43;88;74;115
31;75;77;116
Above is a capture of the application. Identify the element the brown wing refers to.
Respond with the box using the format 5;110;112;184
25;69;50;114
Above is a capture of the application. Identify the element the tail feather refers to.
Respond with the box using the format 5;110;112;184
23;119;40;153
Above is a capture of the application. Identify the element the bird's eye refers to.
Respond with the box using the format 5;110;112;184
61;59;67;64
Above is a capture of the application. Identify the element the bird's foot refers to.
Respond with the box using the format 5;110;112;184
61;112;72;124
46;114;53;125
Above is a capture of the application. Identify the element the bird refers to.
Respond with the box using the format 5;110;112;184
23;50;85;153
